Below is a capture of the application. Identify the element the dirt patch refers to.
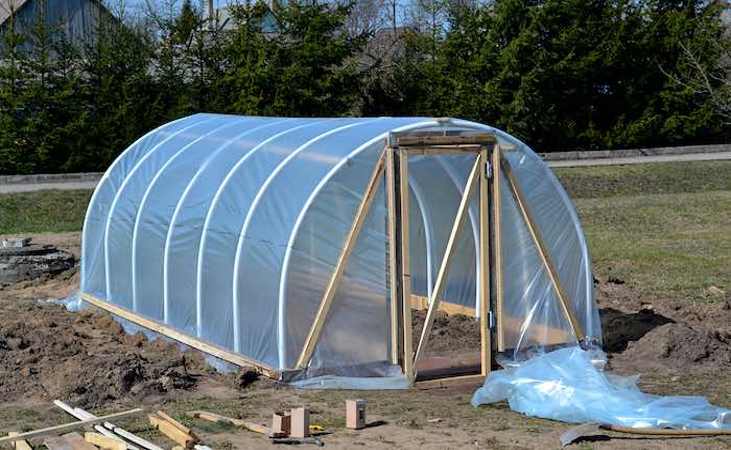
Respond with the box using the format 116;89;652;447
610;323;731;373
411;309;481;356
0;299;208;408
596;275;731;376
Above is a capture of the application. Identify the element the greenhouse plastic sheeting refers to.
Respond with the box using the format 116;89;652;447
471;347;731;430
81;113;601;383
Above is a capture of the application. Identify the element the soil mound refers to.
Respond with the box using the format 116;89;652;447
611;322;731;372
411;310;480;356
0;301;206;408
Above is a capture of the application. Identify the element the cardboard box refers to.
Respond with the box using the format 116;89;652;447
272;411;291;436
346;399;367;430
290;407;310;438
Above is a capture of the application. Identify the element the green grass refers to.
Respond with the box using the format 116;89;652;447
555;161;731;303
556;160;731;199
0;189;91;234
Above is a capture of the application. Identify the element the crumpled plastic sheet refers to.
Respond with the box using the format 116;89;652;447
471;346;731;430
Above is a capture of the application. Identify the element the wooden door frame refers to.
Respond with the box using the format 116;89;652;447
386;131;498;384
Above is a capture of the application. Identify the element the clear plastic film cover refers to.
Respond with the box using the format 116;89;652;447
80;114;600;386
472;347;731;430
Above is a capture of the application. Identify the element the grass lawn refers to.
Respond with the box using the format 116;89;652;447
555;160;731;304
0;190;91;235
1;160;729;304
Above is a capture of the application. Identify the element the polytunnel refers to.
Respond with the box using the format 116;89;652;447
80;113;601;387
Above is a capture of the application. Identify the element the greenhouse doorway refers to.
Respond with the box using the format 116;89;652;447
385;130;498;384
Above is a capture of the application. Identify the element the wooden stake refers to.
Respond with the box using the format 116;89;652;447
296;152;386;369
478;146;491;376
491;146;505;351
0;409;145;444
414;156;481;364
500;157;585;341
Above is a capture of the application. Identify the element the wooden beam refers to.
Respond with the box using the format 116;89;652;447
414;373;486;389
79;292;277;378
155;412;190;436
414;157;481;364
409;295;475;317
491;145;505;351
396;134;497;147
187;411;272;436
385;146;400;365
84;433;127;450
398;149;414;382
53;400;146;450
401;145;483;156
295;152;386;369
500;157;586;341
0;409;145;444
478;146;491;376
148;415;197;449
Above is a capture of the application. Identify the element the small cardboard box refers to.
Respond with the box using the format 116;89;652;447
272;411;291;436
290;407;310;438
346;399;367;430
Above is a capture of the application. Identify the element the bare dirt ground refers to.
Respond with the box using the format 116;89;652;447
0;233;730;449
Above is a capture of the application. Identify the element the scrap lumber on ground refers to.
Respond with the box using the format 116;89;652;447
7;432;31;450
0;409;145;444
148;413;198;449
84;432;127;450
186;410;276;436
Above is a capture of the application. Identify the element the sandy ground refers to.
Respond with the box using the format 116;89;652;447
0;233;730;449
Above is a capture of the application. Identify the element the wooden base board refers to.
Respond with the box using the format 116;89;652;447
80;292;278;379
414;373;485;389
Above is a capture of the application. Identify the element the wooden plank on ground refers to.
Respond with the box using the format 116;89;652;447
186;411;273;436
53;400;142;450
84;432;127;450
7;432;32;450
154;412;190;435
0;409;145;444
148;415;197;449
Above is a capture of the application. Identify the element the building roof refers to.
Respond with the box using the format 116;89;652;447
0;0;31;27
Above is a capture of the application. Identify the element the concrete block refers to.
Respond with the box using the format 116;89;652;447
346;399;366;430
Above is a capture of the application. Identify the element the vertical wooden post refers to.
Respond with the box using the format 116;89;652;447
479;146;491;376
398;149;414;382
491;145;505;351
386;146;400;365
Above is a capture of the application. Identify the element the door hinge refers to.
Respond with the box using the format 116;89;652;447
488;310;495;329
485;161;493;179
